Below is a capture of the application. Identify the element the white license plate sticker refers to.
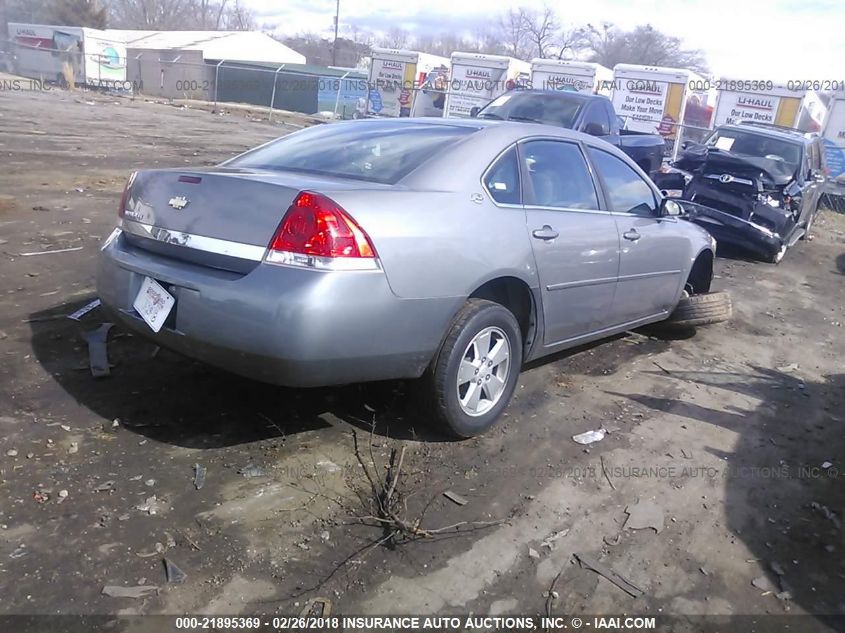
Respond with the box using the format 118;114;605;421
133;277;175;333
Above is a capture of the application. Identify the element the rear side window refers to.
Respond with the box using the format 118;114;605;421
588;148;657;215
522;140;599;209
484;147;521;204
228;122;477;184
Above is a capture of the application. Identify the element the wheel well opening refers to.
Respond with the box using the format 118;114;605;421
687;251;713;295
470;277;536;353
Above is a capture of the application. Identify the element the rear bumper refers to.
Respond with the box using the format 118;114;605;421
97;231;460;387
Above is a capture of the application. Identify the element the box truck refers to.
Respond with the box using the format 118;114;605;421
822;92;845;189
366;48;450;118
710;80;827;133
530;59;612;95
443;52;530;119
611;64;705;139
8;23;127;86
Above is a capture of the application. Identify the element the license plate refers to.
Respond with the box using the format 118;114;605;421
133;277;175;333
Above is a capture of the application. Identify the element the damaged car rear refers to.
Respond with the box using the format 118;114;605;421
657;123;825;263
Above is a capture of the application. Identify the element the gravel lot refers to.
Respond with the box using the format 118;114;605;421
0;81;844;628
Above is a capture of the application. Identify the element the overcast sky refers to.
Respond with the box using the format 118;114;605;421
244;0;844;81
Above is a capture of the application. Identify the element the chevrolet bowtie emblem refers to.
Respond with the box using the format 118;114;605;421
168;196;189;210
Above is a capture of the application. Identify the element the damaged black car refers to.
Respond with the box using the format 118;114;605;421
656;123;826;263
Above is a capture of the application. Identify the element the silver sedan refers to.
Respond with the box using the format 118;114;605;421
97;118;728;437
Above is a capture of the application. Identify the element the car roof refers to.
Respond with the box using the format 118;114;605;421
505;89;596;102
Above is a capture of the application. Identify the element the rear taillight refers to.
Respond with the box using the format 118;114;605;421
118;172;136;219
266;192;379;270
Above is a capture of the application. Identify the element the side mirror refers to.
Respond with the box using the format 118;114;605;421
583;122;605;136
660;198;684;217
681;141;689;150
469;106;480;118
810;169;826;182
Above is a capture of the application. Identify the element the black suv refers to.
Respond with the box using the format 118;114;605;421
658;122;826;263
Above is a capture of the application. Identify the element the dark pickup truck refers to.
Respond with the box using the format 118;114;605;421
472;90;666;176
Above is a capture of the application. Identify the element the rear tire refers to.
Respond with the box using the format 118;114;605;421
665;291;732;327
422;299;522;438
766;243;787;264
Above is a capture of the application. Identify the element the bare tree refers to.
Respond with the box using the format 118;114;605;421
585;22;708;74
521;5;559;58
221;0;254;30
379;26;410;50
109;0;193;29
498;8;530;59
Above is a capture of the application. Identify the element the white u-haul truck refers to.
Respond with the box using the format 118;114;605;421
7;23;127;86
365;48;450;118
822;92;845;200
710;80;827;132
611;64;705;136
443;52;530;119
530;59;613;95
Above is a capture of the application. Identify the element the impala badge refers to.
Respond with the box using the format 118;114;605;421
718;174;734;184
168;196;189;210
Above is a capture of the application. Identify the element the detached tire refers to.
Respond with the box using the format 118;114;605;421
665;291;732;327
422;299;522;438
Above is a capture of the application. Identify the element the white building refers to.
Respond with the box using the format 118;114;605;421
107;30;305;65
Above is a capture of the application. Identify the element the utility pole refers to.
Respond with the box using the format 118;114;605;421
331;0;340;66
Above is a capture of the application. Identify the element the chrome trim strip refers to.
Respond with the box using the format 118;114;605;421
618;270;681;282
547;276;616;291
704;174;755;186
121;219;267;261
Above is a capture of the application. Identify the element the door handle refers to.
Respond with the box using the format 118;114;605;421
623;229;641;242
532;225;559;241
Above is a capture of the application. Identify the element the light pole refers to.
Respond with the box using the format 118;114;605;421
331;0;340;66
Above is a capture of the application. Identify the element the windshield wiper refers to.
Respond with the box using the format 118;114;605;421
477;112;503;120
507;115;545;125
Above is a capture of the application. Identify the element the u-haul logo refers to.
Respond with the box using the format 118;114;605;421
381;60;403;70
466;68;492;79
737;96;774;110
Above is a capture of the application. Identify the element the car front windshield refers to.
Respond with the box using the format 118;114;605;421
705;129;802;176
227;121;478;184
477;93;583;127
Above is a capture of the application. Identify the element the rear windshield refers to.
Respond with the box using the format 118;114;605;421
477;93;583;128
227;121;478;184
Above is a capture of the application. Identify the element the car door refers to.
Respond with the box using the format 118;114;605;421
802;141;824;226
520;139;620;346
586;146;687;326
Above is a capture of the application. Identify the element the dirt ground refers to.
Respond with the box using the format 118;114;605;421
1;80;844;630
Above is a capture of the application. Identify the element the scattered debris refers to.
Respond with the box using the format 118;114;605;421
574;552;644;598
101;585;158;599
752;576;776;592
770;561;785;576
145;479;156;487
572;429;606;445
810;502;842;529
603;534;622;547
443;490;468;506
653;361;672;375
67;299;101;321
193;464;206;490
821;461;833;470
600;455;615;490
94;480;116;492
699;567;709;576
299;597;332;617
681;449;693;459
776;363;800;373
163;559;187;584
237;464;266;478
20;246;84;257
6;449;18;457
528;547;541;560
541;529;570;550
136;496;161;515
82;323;113;378
624;500;664;533
776;591;793;601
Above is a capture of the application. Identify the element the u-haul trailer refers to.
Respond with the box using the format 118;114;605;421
710;80;826;132
8;23;127;86
443;52;530;119
530;59;613;95
366;48;450;118
611;64;704;139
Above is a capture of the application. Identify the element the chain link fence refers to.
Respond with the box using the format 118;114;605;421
0;37;370;120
